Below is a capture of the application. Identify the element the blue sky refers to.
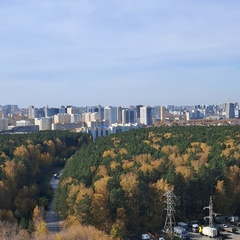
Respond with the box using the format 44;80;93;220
0;0;240;108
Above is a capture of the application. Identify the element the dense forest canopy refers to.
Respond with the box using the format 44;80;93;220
0;130;91;230
55;125;240;239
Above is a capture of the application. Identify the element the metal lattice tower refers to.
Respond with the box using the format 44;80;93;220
208;196;214;227
163;189;176;237
203;196;214;227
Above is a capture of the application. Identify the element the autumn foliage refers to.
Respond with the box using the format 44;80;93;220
1;126;240;239
0;131;90;230
54;125;240;238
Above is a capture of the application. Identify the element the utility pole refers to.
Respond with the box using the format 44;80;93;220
163;189;176;239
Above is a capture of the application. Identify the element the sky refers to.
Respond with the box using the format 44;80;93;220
0;0;240;108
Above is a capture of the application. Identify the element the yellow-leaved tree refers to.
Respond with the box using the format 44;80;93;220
91;176;111;231
120;172;139;218
32;205;49;240
110;208;127;240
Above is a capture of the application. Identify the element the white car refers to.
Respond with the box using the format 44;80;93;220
142;234;150;239
220;224;228;228
54;173;60;179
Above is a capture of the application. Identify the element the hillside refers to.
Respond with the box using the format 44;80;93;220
55;125;240;239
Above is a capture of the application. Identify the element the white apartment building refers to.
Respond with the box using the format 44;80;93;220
90;112;100;121
104;106;117;125
67;106;83;115
83;112;100;127
186;111;191;121
16;120;31;126
110;123;142;134
140;106;152;126
122;109;127;124
88;119;108;128
54;113;71;124
83;123;142;140
70;114;83;123
35;117;52;130
0;118;8;131
28;105;37;119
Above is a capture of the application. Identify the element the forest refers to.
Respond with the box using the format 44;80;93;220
0;130;91;231
54;125;240;239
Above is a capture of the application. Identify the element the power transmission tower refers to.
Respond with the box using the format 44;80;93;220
204;196;214;227
163;189;176;239
209;196;214;227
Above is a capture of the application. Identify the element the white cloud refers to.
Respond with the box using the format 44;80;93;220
0;0;240;106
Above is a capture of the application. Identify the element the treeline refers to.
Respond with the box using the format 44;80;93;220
0;130;91;230
55;125;240;239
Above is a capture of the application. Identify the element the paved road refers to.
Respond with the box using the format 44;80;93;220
188;229;240;240
161;226;240;240
45;175;62;233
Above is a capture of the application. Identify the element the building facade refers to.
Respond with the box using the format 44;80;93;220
140;106;152;126
226;103;235;119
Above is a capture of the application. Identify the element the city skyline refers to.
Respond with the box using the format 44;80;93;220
1;1;240;108
0;101;238;110
1;102;240;134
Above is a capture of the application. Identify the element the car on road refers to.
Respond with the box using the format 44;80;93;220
141;234;151;239
54;173;60;179
220;224;228;228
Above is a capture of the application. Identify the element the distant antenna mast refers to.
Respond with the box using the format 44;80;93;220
164;189;176;238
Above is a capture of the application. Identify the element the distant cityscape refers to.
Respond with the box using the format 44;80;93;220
0;102;239;139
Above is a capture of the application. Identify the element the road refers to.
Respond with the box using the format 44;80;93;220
188;229;240;240
45;175;62;233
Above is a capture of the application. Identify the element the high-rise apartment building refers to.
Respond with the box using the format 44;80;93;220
28;105;45;119
98;105;104;120
166;105;175;113
0;118;8;131
44;106;59;117
66;106;83;115
104;106;117;126
71;114;83;123
122;108;135;124
153;106;165;121
122;109;127;124
28;105;36;119
35;118;52;130
0;105;19;117
59;106;67;114
54;113;71;124
136;105;143;119
160;106;165;121
226;103;235;119
117;106;122;123
127;109;135;123
235;108;240;118
140;106;152;126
